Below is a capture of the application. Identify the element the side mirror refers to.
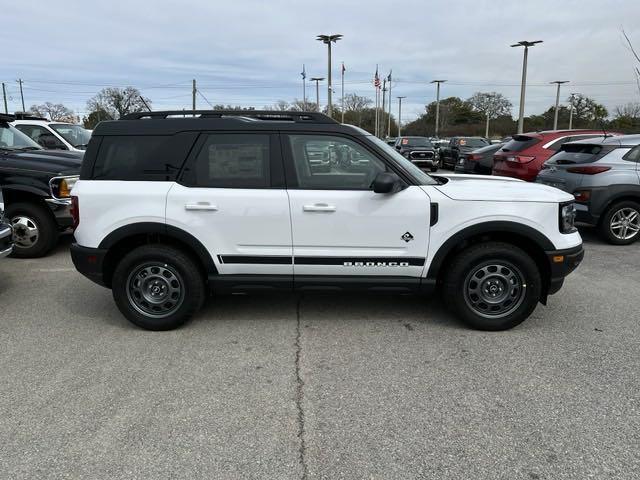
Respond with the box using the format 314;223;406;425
395;145;401;151
372;172;403;194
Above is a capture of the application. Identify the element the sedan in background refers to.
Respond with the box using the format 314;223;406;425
454;143;503;175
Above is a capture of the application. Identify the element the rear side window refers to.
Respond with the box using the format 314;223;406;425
548;144;616;165
92;133;196;181
182;133;270;188
501;135;540;153
623;145;640;162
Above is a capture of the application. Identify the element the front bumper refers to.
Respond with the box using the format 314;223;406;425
545;244;584;295
0;223;13;258
70;243;108;287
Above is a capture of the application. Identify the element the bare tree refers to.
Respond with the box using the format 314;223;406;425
468;92;512;137
86;87;151;119
269;100;290;111
622;28;640;97
30;102;78;123
343;93;372;112
615;102;640;118
289;99;318;112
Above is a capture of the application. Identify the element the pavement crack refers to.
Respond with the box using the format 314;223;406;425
295;296;308;480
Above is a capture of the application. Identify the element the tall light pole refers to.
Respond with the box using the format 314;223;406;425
568;92;578;130
430;80;446;138
511;40;542;134
551;80;569;130
316;34;342;117
397;96;406;137
310;77;324;111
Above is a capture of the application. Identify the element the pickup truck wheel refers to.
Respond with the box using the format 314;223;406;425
6;202;59;258
599;201;640;245
112;244;206;331
443;242;541;331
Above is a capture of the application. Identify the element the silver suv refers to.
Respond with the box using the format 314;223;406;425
536;135;640;245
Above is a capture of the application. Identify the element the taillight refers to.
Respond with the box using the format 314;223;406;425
467;154;481;161
70;195;79;230
506;155;536;164
566;166;611;175
573;190;591;202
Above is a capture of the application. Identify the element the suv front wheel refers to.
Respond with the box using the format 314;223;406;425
443;242;542;330
112;244;206;330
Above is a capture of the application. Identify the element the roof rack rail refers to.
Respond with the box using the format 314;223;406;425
120;110;338;124
13;112;49;121
0;113;16;122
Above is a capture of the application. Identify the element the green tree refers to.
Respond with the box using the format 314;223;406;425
468;92;512;137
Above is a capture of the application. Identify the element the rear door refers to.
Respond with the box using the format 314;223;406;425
282;133;431;281
166;132;292;276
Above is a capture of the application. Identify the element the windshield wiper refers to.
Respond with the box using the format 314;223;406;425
13;146;43;152
74;144;88;148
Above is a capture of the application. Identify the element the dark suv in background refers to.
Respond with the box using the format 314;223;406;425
0;113;82;257
393;136;439;171
440;137;490;169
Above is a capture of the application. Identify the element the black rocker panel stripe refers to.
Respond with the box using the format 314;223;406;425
218;255;425;266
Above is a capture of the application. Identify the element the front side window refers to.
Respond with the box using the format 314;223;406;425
15;125;66;149
50;124;92;148
0;124;42;150
287;134;386;190
184;133;270;188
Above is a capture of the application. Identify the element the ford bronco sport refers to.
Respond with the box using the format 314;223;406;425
70;111;583;331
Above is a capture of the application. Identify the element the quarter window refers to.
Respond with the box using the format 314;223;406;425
623;145;640;162
287;135;386;190
184;133;270;188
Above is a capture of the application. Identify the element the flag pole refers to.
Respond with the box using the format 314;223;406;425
301;65;306;106
381;79;387;139
387;71;392;138
341;62;345;124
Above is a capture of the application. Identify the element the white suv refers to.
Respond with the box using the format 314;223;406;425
12;114;91;152
70;111;584;331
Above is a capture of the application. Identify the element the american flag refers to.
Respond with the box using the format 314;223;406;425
342;62;346;74
374;66;380;89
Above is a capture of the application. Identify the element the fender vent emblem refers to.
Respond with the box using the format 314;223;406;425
401;232;414;242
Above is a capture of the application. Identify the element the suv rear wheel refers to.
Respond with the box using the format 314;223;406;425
443;242;542;330
112;244;206;330
599;201;640;245
6;202;59;258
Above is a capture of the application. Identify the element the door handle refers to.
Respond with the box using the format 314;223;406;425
303;203;336;213
185;202;218;211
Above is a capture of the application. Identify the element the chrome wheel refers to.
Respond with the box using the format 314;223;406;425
126;263;185;318
610;208;640;241
11;215;40;249
464;262;526;319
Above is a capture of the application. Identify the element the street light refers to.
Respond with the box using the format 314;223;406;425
550;81;569;130
310;77;325;111
430;80;446;138
568;92;578;130
397;96;406;137
316;34;342;117
511;40;543;134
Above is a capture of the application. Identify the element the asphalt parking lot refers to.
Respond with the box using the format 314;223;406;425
1;230;639;480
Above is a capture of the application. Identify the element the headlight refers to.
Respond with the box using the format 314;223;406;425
559;201;577;234
50;175;79;199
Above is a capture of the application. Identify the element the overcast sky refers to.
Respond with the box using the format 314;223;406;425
2;0;639;122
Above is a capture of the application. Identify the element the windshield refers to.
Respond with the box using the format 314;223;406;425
501;135;540;152
459;138;489;148
368;135;437;185
401;137;433;148
50;123;92;148
548;144;617;165
0;124;43;150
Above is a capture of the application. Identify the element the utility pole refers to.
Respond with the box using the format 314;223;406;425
192;79;196;115
397;96;406;137
17;79;25;112
341;62;345;124
310;77;324;111
316;34;342;118
568;92;577;130
551;81;569;130
511;40;543;134
2;83;8;114
430;80;446;138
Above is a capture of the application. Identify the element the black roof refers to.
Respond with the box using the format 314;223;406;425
94;110;367;136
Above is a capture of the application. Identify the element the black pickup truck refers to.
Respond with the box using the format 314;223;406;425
0;113;82;257
439;136;490;170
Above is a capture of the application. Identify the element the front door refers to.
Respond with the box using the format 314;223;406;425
283;133;431;279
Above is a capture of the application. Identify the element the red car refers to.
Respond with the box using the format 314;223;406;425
492;130;620;182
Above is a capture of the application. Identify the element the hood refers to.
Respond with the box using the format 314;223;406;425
2;149;83;175
431;174;574;203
